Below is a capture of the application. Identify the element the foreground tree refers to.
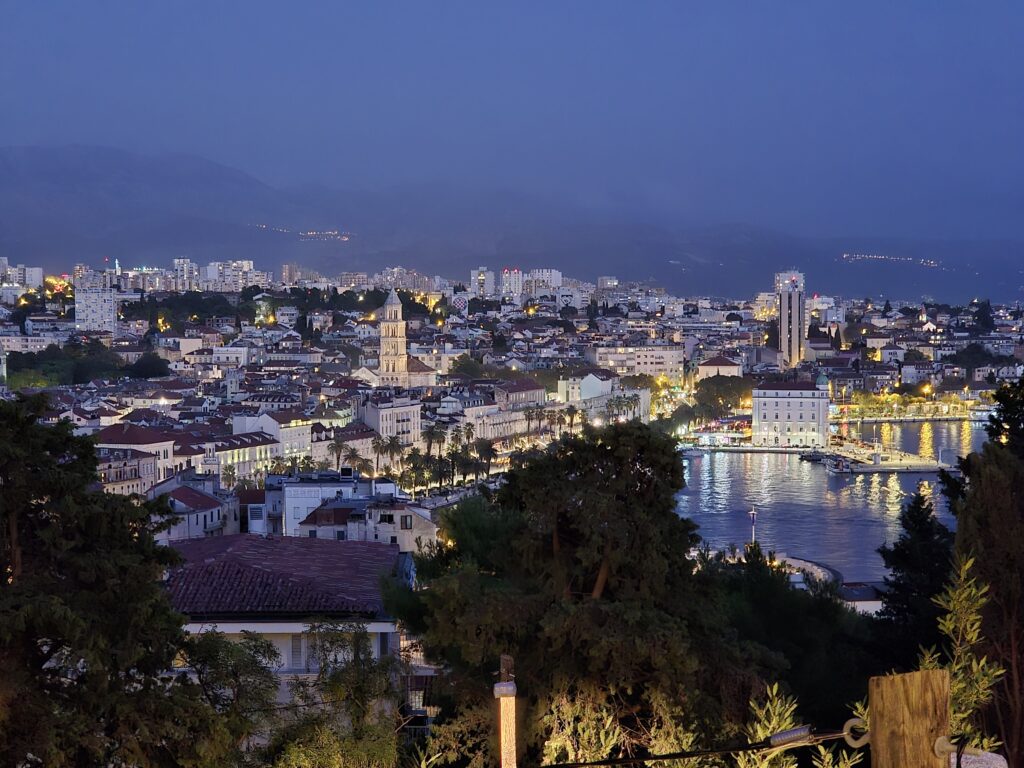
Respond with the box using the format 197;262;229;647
263;623;403;768
0;396;279;766
0;397;214;764
390;422;760;763
941;377;1024;765
876;491;954;668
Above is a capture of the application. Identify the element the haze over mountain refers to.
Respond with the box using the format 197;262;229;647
0;145;1021;301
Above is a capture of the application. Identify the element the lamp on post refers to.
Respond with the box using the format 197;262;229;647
749;506;757;546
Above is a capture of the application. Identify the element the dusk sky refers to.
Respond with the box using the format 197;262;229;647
2;1;1022;240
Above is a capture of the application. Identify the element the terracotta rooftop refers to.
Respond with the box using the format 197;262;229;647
167;535;399;619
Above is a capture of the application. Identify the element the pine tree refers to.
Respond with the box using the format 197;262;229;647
876;491;954;667
0;395;270;766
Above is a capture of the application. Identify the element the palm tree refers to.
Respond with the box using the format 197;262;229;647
328;435;347;470
269;456;288;475
474;438;496;477
385;435;404;472
420;423;438;458
371;434;387;475
462;421;475;447
299;455;316;472
555;410;566;437
449;424;463;453
544;409;559;435
434;429;447;462
565;404;580;435
315;459;330;471
629;393;642;419
220;463;237;490
342;445;363;469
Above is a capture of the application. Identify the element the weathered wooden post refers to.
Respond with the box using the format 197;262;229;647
494;654;517;768
869;669;949;768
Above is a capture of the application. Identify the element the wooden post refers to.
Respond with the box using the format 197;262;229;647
868;669;949;768
494;654;517;768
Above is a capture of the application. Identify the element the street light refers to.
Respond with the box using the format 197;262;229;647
749;507;757;545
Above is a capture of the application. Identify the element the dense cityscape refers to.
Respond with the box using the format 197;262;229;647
3;3;1024;767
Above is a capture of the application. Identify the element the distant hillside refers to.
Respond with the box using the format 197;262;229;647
0;145;1021;300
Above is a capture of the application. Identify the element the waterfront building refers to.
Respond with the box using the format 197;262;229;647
751;377;829;448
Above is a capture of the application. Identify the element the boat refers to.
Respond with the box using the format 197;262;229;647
824;455;853;474
799;449;827;463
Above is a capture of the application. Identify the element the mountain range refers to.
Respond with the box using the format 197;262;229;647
1;145;1021;302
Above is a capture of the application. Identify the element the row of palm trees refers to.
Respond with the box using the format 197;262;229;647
320;422;501;497
604;393;644;421
221;454;333;491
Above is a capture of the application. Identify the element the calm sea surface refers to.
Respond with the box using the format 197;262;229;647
676;420;988;581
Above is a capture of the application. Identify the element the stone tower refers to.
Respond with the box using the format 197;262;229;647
378;289;408;387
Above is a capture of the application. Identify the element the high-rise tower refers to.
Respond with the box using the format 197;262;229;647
775;270;805;368
378;289;409;387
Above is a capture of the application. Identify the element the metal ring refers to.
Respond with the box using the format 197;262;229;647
843;718;870;749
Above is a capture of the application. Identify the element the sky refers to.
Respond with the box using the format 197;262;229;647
2;1;1023;240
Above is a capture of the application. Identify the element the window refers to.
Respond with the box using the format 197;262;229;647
401;515;413;530
290;634;304;669
378;633;391;658
390;535;398;544
308;530;317;538
336;530;346;540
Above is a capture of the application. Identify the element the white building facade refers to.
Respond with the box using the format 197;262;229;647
751;380;829;448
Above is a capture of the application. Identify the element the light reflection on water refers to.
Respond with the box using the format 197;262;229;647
677;420;987;581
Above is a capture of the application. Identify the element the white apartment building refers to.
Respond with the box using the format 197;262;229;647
74;287;118;333
363;394;421;447
469;267;495;298
751;379;829;448
5;264;44;289
200;261;272;293
500;267;523;298
583;344;689;377
526;268;562;290
173;258;200;292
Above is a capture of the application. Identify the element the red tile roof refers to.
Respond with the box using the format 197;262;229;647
94;423;171;446
168;486;222;512
167;535;398;618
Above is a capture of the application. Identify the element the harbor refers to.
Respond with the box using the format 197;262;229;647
677;419;986;581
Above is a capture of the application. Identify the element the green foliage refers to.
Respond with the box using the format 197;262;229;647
264;623;402;768
735;683;798;768
876;492;954;668
125;351;171;378
390;423;727;762
183;630;282;759
945;439;1024;761
450;354;484;378
541;688;624;765
985;377;1024;456
810;744;864;768
706;545;881;728
0;396;246;766
947;342;1014;373
918;556;1003;751
694;375;752;420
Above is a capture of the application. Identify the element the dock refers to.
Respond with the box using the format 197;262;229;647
829;443;954;474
